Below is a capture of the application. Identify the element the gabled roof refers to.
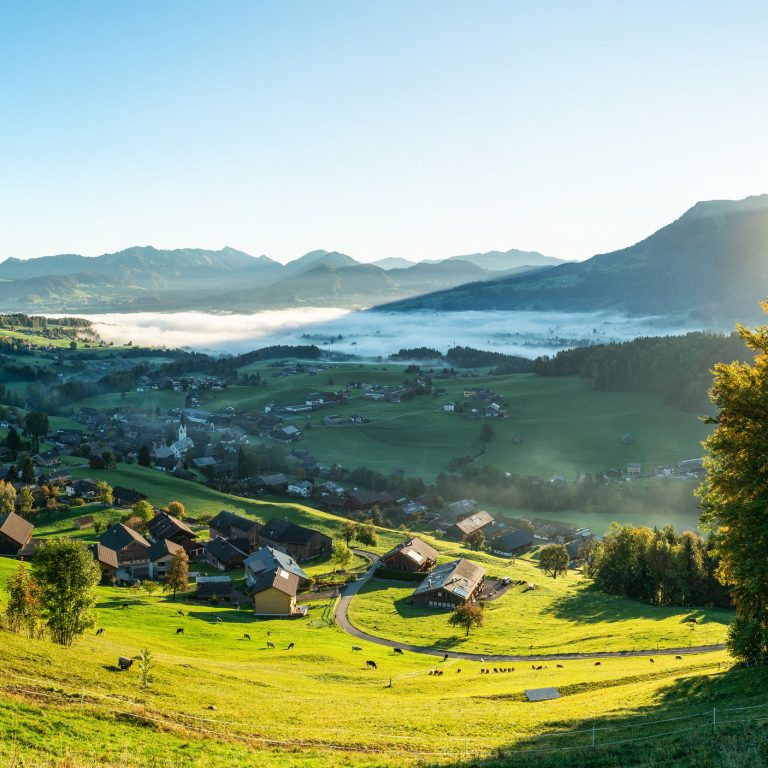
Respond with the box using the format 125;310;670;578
491;528;534;552
112;486;147;504
148;538;185;562
0;511;34;547
147;511;197;541
205;537;247;564
414;559;484;599
244;546;308;582
259;473;288;486
452;510;494;535
99;523;150;552
250;565;299;597
381;537;438;567
208;510;258;533
88;542;119;570
259;517;328;547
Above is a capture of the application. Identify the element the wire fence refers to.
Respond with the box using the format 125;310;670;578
2;668;768;761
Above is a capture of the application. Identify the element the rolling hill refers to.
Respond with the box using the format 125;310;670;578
380;195;768;325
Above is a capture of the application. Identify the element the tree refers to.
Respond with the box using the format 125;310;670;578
539;544;569;579
480;422;495;445
142;580;160;597
21;455;35;485
69;340;77;350
5;464;18;483
341;520;356;546
96;480;113;508
6;427;21;455
24;412;49;452
167;501;185;520
448;602;485;636
0;481;16;516
17;486;34;519
138;445;152;467
331;541;353;572
93;519;104;534
35;538;100;646
139;647;155;689
698;310;768;660
5;563;42;636
131;499;154;523
355;522;377;548
164;549;189;600
465;529;485;551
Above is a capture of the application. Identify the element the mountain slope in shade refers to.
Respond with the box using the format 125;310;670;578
379;195;768;324
445;249;565;271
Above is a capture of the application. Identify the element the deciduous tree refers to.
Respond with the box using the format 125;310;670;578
164;549;189;601
448;602;485;636
539;544;569;579
331;541;353;572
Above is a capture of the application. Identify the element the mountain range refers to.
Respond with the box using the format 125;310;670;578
0;246;558;313
380;195;768;325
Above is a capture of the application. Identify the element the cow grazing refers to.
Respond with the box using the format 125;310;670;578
650;658;655;663
436;670;443;676
536;665;543;670
352;645;362;652
244;634;250;641
121;603;129;609
443;653;449;661
393;648;403;655
287;642;295;650
556;664;563;668
366;660;377;670
118;656;133;670
456;668;461;673
177;610;185;616
95;628;105;636
215;617;222;624
267;630;272;637
675;655;683;660
176;628;184;635
428;670;434;676
594;661;601;666
493;667;498;673
266;640;275;648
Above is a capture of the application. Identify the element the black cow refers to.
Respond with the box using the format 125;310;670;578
393;648;403;655
244;634;250;640
287;642;295;650
118;657;133;670
176;628;184;635
366;660;377;670
95;628;105;636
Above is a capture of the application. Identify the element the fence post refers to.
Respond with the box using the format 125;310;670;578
713;707;717;731
592;724;596;748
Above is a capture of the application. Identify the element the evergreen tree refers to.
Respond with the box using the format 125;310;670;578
138;445;152;467
21;455;35;485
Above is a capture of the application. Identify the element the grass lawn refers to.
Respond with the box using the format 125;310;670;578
0;554;750;768
347;557;731;656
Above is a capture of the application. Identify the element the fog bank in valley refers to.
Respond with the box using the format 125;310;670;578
84;309;706;359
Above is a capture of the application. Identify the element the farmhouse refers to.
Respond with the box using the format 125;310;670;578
412;559;485;609
71;479;99;498
442;498;478;523
88;543;119;583
287;479;313;497
251;565;304;616
446;510;494;541
208;510;260;550
244;546;310;590
206;538;248;571
345;490;394;512
379;537;438;573
148;538;185;578
258;517;332;561
112;486;148;507
490;528;534;557
257;473;289;493
98;523;150;577
270;425;304;443
0;511;34;556
147;511;198;546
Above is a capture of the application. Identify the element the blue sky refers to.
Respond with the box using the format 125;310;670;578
1;1;766;263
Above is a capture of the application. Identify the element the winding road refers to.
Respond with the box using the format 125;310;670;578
335;551;726;662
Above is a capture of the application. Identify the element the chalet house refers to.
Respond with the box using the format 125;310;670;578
258;517;332;561
147;511;197;545
148;539;185;579
257;473;289;493
251;566;304;616
98;523;150;577
270;425;304;443
412;559;485;609
71;479;99;499
379;537;438;573
112;486;148;507
244;546;310;591
208;510;260;551
345;490;394;512
74;515;95;531
0;512;34;556
443;498;478;523
88;543;119;584
206;537;248;571
287;479;313;498
446;510;494;541
490;528;534;557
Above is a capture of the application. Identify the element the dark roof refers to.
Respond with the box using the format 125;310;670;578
250;566;299;597
196;577;233;598
0;511;34;547
491;528;534;552
72;479;99;493
259;517;328;547
244;546;308;583
99;523;150;552
148;538;185;562
259;473;288;486
112;486;148;504
206;537;247;564
346;490;394;507
88;542;119;570
208;510;258;534
147;511;197;541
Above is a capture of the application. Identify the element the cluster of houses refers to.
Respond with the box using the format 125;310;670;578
378;536;486;609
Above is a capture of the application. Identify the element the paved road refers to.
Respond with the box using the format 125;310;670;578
335;555;726;662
